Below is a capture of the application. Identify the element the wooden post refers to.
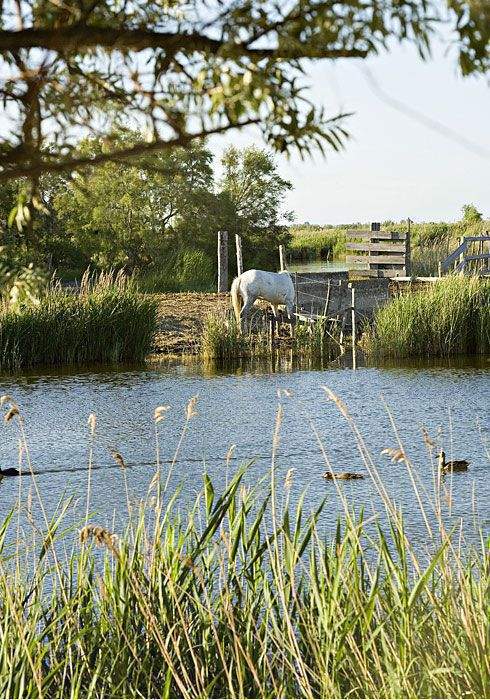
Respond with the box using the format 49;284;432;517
458;236;465;271
349;283;356;370
217;230;228;292
438;261;442;278
294;272;299;311
406;217;412;276
235;234;243;276
268;312;275;352
279;245;286;271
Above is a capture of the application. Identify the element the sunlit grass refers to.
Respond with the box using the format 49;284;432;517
0;270;158;370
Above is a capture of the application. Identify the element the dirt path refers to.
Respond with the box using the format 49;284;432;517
152;292;230;355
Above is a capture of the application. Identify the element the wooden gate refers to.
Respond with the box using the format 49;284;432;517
346;222;410;278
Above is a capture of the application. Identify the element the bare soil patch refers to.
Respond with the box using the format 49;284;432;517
152;292;230;355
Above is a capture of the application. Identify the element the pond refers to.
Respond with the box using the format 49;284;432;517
0;356;488;551
288;259;365;273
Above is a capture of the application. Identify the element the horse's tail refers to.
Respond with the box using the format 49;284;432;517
230;276;242;327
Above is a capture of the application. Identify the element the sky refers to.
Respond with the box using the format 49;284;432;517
210;42;490;225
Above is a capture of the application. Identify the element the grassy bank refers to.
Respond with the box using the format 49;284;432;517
364;276;490;358
0;273;158;370
0;394;488;699
289;226;347;260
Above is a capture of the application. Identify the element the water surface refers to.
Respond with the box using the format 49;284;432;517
0;356;488;549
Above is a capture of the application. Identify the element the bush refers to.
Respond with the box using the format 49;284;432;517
0;272;158;370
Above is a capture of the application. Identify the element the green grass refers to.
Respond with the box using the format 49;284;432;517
0;393;488;698
137;249;215;293
364;276;490;358
201;310;339;361
0;271;158;370
289;226;347;260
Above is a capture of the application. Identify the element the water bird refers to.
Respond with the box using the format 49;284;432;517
438;451;469;474
323;471;364;481
0;466;20;476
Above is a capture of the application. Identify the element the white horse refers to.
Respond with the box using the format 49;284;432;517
231;269;296;332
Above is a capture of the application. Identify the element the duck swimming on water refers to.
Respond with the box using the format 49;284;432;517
0;467;20;476
438;451;469;474
323;471;364;481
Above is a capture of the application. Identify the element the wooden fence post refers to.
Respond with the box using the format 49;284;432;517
217;230;228;292
279;245;286;271
235;234;243;276
406;217;412;276
349;283;357;370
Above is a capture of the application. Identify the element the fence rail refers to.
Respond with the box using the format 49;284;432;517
440;234;490;275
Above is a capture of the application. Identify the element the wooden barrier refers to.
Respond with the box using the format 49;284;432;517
346;222;410;278
439;234;490;275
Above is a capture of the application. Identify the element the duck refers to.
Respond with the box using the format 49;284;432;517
438;451;469;474
0;467;20;477
323;471;364;481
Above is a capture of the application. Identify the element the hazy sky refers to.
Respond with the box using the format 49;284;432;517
211;42;489;225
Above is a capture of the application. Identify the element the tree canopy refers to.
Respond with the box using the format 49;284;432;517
0;0;487;189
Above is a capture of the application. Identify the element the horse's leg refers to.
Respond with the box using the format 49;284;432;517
240;295;254;334
286;300;296;337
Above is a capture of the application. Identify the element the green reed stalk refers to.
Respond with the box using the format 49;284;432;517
0;391;488;699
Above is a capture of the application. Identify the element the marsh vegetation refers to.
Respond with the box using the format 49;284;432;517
0;392;487;699
0;272;157;371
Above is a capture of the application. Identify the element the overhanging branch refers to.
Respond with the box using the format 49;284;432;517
0;25;367;60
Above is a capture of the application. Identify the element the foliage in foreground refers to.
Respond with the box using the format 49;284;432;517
0;392;488;699
365;275;490;358
0;272;157;370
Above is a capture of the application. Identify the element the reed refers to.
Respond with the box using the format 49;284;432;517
364;275;490;357
0;393;488;699
201;311;339;361
289;226;346;260
0;271;158;370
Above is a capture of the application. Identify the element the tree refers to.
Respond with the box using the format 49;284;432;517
0;0;487;191
220;146;293;270
461;203;483;223
54;137;217;269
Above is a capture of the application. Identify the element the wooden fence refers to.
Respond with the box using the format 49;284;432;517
346;222;410;278
439;235;490;276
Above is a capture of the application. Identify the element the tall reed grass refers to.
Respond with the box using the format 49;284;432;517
201;310;339;361
289;226;346;260
0;271;158;370
0;392;488;699
365;276;490;357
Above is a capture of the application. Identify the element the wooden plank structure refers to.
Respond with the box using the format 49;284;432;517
346;222;410;278
439;234;490;276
